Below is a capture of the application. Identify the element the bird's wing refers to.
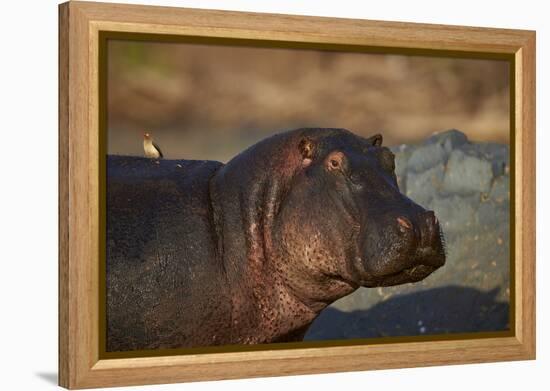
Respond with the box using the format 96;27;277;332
153;142;164;158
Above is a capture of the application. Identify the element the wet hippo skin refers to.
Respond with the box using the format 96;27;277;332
106;128;445;351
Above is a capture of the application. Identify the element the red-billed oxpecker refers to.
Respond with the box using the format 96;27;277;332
143;132;163;160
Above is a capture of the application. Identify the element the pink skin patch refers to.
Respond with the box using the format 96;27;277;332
278;136;315;175
397;216;413;233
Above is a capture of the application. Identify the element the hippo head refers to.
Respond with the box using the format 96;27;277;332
212;128;445;312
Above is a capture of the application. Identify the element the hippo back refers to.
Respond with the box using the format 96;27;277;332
106;156;230;351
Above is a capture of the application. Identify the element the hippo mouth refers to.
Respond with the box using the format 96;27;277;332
354;244;446;288
356;262;441;288
374;263;439;286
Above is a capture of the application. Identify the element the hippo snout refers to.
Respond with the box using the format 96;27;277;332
417;211;446;265
396;211;444;263
359;208;446;287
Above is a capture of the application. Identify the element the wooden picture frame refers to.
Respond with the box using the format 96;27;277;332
58;1;536;388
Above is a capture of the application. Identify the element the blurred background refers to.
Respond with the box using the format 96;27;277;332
107;40;510;161
107;39;511;340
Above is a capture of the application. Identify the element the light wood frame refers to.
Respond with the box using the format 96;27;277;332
59;1;536;389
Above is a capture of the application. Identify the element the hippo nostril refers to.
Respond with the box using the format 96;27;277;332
418;211;440;247
396;216;413;233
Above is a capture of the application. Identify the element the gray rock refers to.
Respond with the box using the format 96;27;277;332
331;287;375;313
391;144;415;193
426;129;469;154
490;175;510;202
442;149;493;195
405;164;445;208
476;199;510;230
407;143;447;173
430;194;479;234
463;142;509;177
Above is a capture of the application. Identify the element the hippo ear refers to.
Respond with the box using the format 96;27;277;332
298;138;315;167
367;134;383;147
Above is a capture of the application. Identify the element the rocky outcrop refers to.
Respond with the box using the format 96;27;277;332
306;129;510;339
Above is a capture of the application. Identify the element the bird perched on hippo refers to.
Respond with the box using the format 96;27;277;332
143;132;163;160
106;127;446;351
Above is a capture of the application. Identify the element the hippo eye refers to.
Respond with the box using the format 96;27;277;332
326;151;345;172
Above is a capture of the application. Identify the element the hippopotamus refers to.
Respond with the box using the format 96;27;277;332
106;128;445;352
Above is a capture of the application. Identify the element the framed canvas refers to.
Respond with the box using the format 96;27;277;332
58;1;536;389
